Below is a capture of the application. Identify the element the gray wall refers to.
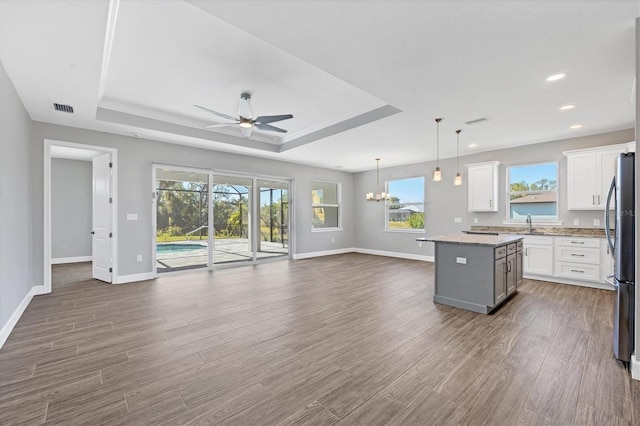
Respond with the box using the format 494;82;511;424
30;122;355;280
355;128;635;258
51;159;92;259
0;61;34;332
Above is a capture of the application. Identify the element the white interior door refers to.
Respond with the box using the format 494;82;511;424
92;153;112;282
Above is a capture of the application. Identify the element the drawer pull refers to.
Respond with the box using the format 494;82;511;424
570;241;585;244
570;253;585;257
570;269;584;273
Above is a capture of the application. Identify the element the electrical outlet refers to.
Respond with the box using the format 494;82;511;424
454;217;462;223
473;218;478;224
418;242;423;247
331;238;335;244
573;219;579;226
137;255;142;262
456;257;467;264
127;213;138;221
593;219;600;226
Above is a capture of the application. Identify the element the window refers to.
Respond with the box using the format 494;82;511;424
312;181;341;230
507;162;558;220
385;177;425;231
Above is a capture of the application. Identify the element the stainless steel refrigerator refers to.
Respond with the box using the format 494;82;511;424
605;152;635;363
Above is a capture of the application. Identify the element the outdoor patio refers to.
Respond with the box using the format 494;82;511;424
156;238;288;271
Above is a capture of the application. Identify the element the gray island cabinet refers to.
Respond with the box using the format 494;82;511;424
417;234;524;314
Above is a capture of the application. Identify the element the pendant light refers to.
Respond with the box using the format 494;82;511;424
454;129;463;186
433;118;442;182
366;158;390;202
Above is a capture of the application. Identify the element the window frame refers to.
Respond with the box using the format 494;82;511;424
384;176;426;234
505;161;560;223
311;180;342;232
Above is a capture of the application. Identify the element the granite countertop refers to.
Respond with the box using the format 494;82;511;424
466;225;607;238
417;233;523;247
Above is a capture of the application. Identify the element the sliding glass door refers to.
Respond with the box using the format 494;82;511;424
153;166;290;272
257;179;289;260
155;168;211;273
212;175;253;264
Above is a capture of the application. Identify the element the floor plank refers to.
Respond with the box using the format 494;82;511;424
0;254;636;425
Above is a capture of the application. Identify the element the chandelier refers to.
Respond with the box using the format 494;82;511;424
366;158;390;202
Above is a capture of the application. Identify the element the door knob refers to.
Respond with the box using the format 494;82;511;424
91;231;95;234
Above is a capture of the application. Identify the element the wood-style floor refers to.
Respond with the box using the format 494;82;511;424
1;254;638;425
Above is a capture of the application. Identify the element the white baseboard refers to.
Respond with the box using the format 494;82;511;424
354;248;434;262
0;286;39;349
293;248;355;260
114;272;156;284
293;247;434;262
51;256;92;264
631;353;640;381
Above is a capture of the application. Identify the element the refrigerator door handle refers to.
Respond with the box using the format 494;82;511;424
604;177;616;256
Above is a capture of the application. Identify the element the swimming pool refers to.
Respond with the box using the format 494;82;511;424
157;243;207;254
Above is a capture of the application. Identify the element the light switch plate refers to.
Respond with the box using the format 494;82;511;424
136;255;142;262
456;257;467;264
573;219;580;226
473;218;478;224
454;217;462;223
593;219;600;226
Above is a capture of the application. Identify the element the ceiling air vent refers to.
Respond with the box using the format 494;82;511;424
464;117;490;126
53;103;74;113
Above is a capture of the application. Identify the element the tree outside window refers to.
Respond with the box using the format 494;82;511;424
385;177;425;231
507;162;558;220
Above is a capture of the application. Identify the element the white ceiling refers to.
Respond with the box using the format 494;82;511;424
0;0;637;172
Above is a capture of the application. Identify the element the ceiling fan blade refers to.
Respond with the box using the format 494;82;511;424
240;126;253;138
204;123;238;129
255;114;293;124
238;94;252;120
255;123;288;133
193;104;238;121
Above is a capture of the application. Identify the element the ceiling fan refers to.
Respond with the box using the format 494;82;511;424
194;92;293;138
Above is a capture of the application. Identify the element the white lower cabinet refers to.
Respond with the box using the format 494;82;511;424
523;236;553;276
520;235;613;289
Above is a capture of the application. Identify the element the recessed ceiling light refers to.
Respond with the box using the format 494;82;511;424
468;143;478;148
559;104;575;111
546;73;566;82
570;124;582;129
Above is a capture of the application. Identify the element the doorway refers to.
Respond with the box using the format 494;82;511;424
44;140;118;293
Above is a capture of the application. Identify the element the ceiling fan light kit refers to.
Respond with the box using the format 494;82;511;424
195;92;293;138
366;158;390;202
432;118;442;182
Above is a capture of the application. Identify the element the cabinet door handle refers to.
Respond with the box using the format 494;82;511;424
570;253;585;257
592;195;595;205
570;269;584;273
525;248;528;256
570;241;585;244
597;195;600;205
489;199;492;208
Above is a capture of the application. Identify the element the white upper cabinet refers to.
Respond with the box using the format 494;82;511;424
466;161;500;212
564;142;635;210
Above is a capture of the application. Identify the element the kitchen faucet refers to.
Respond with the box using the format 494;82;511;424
526;214;532;234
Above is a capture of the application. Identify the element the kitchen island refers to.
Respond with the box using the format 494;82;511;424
417;234;524;314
